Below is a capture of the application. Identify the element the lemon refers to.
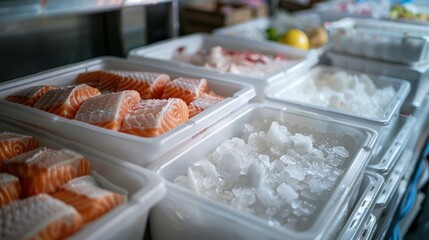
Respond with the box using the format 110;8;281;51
280;29;310;51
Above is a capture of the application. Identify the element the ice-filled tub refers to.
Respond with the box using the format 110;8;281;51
149;103;377;240
0;117;166;240
0;57;255;166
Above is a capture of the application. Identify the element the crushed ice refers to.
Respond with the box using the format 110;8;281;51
173;120;350;229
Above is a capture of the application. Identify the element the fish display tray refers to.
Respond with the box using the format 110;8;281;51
213;16;330;56
0;117;166;240
128;33;318;101
330;18;429;65
328;51;429;112
337;172;383;240
149;103;377;240
0;57;255;167
264;65;410;156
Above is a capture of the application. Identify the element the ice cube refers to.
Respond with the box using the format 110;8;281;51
200;160;218;178
291;133;313;155
246;161;266;189
286;164;306;181
248;132;269;153
231;188;256;209
217;151;241;183
280;154;297;165
276;183;299;203
257;187;281;207
267;121;290;147
187;167;200;193
332;146;349;158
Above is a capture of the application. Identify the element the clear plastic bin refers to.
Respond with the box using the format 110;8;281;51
265;65;410;156
149;103;377;240
0;57;255;166
330;18;429;65
329;51;429;112
0;117;166;240
128;33;318;101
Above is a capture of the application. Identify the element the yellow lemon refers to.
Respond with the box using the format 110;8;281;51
280;29;310;51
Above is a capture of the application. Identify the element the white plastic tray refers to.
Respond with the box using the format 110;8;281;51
213;17;330;56
0;117;166;240
0;57;255;166
329;51;429;112
265;65;410;157
330;18;429;65
358;214;377;240
149;103;377;240
337;172;383;240
128;33;318;101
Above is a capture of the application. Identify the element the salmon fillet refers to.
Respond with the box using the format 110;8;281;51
0;194;83;240
3;147;91;197
0;132;38;168
52;175;126;224
121;98;189;137
0;173;21;207
76;70;120;93
162;77;209;104
188;92;225;118
114;71;171;99
5;85;57;107
33;84;101;119
75;90;141;131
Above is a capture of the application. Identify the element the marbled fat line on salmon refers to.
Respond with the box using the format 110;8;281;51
75;90;141;131
33;84;101;119
188;92;225;118
0;132;38;168
162;77;209;104
5;85;57;107
121;98;189;137
3;148;91;197
114;71;171;99
76;71;119;93
0;194;83;240
52;175;126;224
0;173;21;207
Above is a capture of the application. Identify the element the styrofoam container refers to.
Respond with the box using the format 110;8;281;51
330;18;429;65
128;33;318;101
0;57;255;166
0;116;166;240
265;65;410;156
149;103;377;240
213;16;330;56
329;51;429;112
337;172;383;240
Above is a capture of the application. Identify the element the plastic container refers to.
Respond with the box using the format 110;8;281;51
337;172;383;240
0;57;255;167
213;16;330;56
367;115;415;176
329;51;429;112
149;103;377;240
128;33;318;101
359;214;377;240
265;65;410;156
0;116;166;240
330;18;429;65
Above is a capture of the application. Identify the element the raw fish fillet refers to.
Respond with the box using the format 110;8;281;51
76;70;120;92
121;98;189;137
75;90;141;130
3;147;91;197
162;77;208;104
52;175;126;224
0;132;38;168
0;194;83;240
114;71;171;99
0;173;20;207
33;84;100;119
188;92;225;118
5;85;57;107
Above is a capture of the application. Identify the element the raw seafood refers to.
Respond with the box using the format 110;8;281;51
188;92;225;118
0;194;83;240
0;131;38;167
5;85;57;107
52;175;126;224
75;90;141;130
3;147;91;197
0;173;21;206
33;84;101;119
162;77;208;105
121;98;189;137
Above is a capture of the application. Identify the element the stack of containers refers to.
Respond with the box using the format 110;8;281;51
0;116;166;240
0;57;255;167
328;17;429;238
